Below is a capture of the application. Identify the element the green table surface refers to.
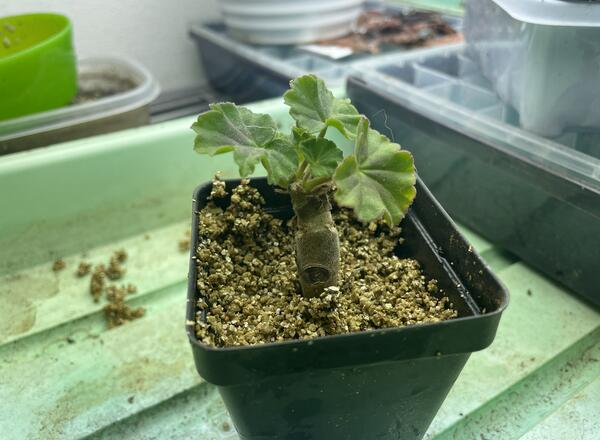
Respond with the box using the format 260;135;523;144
0;97;598;440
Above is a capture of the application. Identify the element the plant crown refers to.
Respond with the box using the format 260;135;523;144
192;74;416;225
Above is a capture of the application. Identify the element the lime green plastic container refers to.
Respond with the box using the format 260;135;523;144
0;13;77;121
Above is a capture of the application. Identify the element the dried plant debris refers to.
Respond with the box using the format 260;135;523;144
318;10;461;54
52;258;66;272
195;180;457;347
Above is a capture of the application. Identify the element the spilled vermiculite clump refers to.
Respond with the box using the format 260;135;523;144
195;179;457;347
78;249;144;328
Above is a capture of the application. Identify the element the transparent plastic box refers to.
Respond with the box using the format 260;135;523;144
463;0;600;137
0;56;160;155
189;4;462;103
218;0;363;45
347;44;600;306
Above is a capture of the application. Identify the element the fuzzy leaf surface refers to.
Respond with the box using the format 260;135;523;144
334;118;416;225
300;137;343;178
284;75;361;138
192;102;291;180
262;137;299;187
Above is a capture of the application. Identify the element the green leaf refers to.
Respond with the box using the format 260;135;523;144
334;117;416;226
327;99;362;138
300;138;343;178
284;75;361;138
192;103;278;177
291;126;312;146
192;103;277;153
262;137;299;187
233;146;265;177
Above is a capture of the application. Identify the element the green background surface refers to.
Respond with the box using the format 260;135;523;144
0;97;598;439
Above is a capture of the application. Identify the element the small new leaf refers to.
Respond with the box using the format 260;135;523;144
284;75;361;138
192;102;281;179
334;117;416;226
300;138;343;178
291;126;312;146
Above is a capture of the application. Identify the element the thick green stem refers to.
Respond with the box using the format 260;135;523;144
290;183;339;298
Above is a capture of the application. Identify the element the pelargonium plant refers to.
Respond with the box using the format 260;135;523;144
192;75;416;297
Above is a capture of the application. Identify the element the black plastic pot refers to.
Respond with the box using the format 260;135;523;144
186;177;508;440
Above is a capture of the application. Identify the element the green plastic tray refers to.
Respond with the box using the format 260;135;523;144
0;97;598;439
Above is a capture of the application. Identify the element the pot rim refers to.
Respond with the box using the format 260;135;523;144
186;177;509;355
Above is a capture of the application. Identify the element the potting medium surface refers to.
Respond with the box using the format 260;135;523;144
0;97;598;439
193;179;457;347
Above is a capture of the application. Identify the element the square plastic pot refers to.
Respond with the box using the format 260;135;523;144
186;177;508;440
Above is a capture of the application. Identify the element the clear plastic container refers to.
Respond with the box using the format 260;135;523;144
218;0;363;45
347;44;600;306
190;23;354;104
189;5;462;103
0;56;160;155
463;0;600;137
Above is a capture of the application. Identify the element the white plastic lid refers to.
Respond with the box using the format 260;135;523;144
492;0;600;27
